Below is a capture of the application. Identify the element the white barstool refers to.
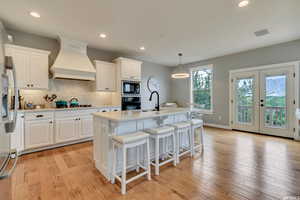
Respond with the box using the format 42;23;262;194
111;132;151;195
190;119;204;154
171;122;193;163
145;126;176;175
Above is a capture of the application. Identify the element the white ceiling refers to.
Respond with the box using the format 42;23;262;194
0;0;300;66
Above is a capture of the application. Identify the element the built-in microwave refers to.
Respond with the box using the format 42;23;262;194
122;81;140;95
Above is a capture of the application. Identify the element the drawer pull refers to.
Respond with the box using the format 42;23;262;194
36;115;44;118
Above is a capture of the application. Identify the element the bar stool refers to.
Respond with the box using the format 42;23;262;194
171;122;193;163
145;126;176;175
111;132;151;195
190;119;204;154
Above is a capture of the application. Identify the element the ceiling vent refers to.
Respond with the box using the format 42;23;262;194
254;29;270;37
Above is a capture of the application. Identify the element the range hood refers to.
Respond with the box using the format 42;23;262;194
50;36;96;81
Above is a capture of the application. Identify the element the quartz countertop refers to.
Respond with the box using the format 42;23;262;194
17;105;121;113
93;107;191;122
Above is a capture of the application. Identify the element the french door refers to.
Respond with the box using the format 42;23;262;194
231;66;295;138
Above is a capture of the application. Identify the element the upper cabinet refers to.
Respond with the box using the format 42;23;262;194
114;57;142;81
5;44;50;90
94;60;116;91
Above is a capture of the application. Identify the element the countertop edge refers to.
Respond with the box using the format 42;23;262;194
92;109;191;122
16;105;121;113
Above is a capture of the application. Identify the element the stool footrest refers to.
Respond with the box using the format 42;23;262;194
126;171;148;184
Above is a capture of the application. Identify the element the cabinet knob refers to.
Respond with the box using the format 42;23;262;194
105;88;109;90
31;84;34;87
27;84;30;87
49;121;53;124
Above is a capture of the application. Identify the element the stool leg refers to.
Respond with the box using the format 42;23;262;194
155;137;160;176
136;146;140;172
121;146;127;195
189;127;193;157
200;125;204;152
111;143;116;184
162;137;165;161
146;139;151;181
172;133;176;166
191;126;195;156
176;131;180;164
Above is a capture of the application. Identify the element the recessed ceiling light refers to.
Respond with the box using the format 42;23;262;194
29;11;40;18
99;33;107;38
238;0;249;7
139;46;145;51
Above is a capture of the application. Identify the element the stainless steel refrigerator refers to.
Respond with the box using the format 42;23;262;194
0;21;18;200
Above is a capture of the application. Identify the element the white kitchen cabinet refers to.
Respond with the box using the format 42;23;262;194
55;117;79;143
10;113;24;152
79;116;93;138
5;44;50;90
114;57;142;81
24;112;54;149
95;60;116;91
25;119;53;149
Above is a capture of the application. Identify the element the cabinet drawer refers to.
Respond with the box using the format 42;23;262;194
25;112;54;121
55;109;97;118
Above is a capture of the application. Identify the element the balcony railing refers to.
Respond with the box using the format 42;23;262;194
237;105;286;128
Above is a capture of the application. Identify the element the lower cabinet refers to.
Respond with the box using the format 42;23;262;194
55;117;79;143
25;119;54;149
19;106;120;152
79;116;93;138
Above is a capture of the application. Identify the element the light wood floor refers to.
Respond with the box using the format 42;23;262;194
11;127;300;200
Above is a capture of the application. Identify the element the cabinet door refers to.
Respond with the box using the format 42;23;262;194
55;118;78;143
79;116;93;138
25;119;53;149
10;49;30;88
29;52;49;89
121;59;141;80
96;62;116;91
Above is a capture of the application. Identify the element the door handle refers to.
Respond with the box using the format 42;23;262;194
0;149;18;179
4;56;18;133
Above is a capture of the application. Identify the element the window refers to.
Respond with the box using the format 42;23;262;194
190;65;213;113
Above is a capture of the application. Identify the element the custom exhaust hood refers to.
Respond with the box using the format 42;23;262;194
50;36;96;81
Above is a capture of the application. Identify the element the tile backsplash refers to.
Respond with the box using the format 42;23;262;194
20;79;114;107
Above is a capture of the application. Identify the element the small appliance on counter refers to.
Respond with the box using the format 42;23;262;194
55;100;68;108
69;97;79;107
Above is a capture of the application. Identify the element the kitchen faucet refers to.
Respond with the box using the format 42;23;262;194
149;91;160;111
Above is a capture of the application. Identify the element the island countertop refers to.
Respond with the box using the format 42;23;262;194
92;107;191;122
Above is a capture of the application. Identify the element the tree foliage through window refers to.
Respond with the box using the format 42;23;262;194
191;66;212;111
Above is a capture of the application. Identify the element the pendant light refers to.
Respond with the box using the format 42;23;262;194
171;53;190;79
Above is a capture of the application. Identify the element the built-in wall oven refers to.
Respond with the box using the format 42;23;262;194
122;96;141;111
122;80;140;96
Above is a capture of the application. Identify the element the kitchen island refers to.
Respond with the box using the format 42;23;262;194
93;108;191;181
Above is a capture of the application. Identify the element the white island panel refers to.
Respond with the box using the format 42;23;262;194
93;108;191;180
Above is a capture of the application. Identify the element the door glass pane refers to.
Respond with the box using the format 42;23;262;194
265;75;286;128
236;78;253;124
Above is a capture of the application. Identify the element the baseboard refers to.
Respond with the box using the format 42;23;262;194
204;123;231;130
20;137;93;155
